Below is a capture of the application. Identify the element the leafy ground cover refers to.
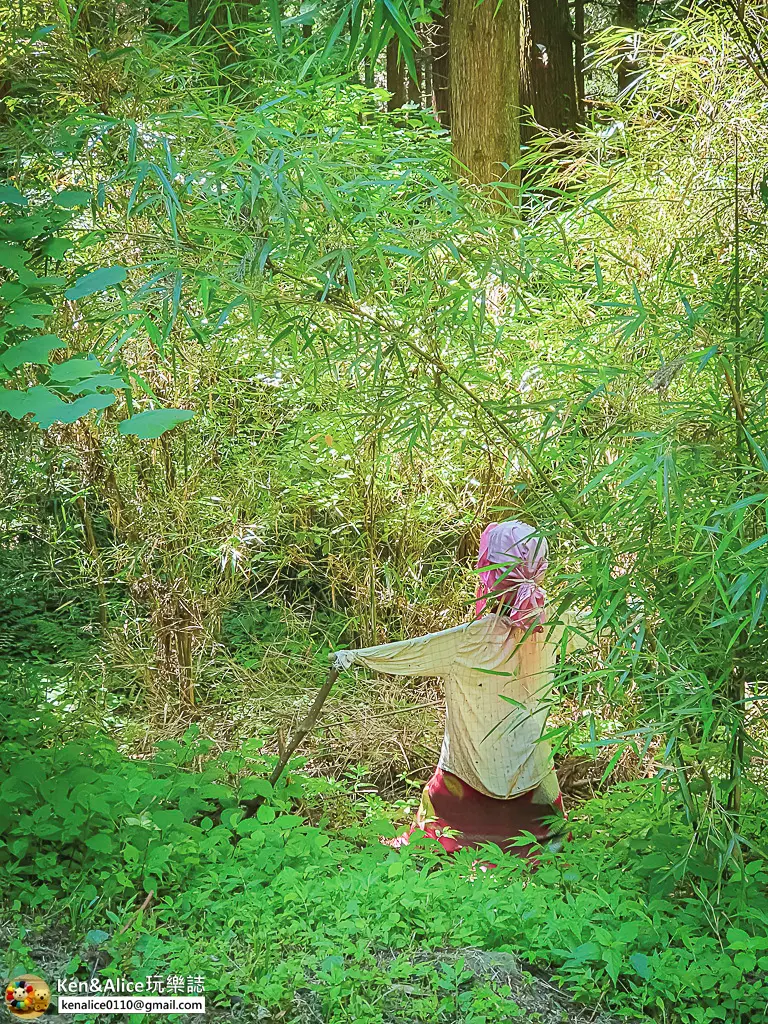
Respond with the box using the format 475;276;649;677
3;4;768;1023
2;669;768;1024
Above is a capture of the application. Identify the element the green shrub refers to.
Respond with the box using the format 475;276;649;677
2;688;767;1024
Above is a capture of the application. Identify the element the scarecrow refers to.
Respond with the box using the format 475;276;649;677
331;520;586;856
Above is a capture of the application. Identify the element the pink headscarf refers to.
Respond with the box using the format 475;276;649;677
475;520;549;630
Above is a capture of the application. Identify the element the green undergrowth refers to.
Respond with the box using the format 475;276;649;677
0;549;102;664
221;598;350;670
2;676;768;1024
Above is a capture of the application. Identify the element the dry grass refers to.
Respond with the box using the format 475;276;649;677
92;580;654;807
105;636;655;813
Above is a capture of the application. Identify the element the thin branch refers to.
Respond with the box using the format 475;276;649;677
325;293;595;546
119;890;154;934
716;0;768;89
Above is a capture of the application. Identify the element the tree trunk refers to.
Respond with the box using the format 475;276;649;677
450;0;520;187
617;0;639;94
188;1;254;35
407;46;422;104
386;37;407;110
574;0;585;115
519;0;577;144
432;9;451;128
422;30;433;109
188;0;207;29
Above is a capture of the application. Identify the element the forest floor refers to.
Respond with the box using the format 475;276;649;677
5;919;626;1024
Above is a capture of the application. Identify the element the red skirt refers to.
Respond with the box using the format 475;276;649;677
392;768;565;858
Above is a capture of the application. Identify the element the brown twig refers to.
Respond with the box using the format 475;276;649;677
118;890;154;934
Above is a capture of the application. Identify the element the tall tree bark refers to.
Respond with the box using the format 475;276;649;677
188;0;208;29
188;1;255;35
617;0;639;94
386;37;407;110
519;0;577;144
421;29;433;109
574;0;585;115
450;0;520;186
432;9;451;128
407;33;424;105
407;66;421;103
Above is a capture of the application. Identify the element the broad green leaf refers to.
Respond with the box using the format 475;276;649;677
0;282;24;301
118;408;194;439
0;184;28;207
31;387;115;428
52;189;91;208
49;356;103;382
85;833;113;854
239;777;274;800
0;776;35;800
4;301;53;329
629;952;650;979
0;385;115;427
65;265;127;300
43;238;75;260
568;942;600;962
734;951;757;972
65;373;128;395
0;214;48;241
727;927;752;949
220;807;244;830
18;269;65;289
602;946;622;982
0;387;34;418
256;803;276;823
616;922;640;944
273;814;303;829
35;390;115;427
0;334;66;370
0;243;31;272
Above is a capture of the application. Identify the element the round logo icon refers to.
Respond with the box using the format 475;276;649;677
4;975;50;1018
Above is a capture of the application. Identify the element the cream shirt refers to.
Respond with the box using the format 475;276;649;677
332;612;587;800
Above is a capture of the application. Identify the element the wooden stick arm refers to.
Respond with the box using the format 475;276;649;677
240;667;341;818
268;667;340;787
